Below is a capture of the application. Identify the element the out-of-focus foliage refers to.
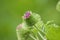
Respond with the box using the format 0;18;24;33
0;0;60;40
45;21;60;40
56;1;60;12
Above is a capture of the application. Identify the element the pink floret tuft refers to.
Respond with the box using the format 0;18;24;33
24;11;31;19
16;24;22;30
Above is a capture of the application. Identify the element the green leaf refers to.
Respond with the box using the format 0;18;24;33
45;22;60;40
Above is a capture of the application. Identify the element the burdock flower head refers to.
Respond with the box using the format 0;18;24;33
23;11;41;26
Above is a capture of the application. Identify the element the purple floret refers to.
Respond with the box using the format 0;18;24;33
24;11;31;19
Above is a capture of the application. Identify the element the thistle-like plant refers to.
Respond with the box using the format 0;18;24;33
16;11;60;40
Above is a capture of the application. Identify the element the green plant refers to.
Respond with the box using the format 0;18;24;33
16;11;60;40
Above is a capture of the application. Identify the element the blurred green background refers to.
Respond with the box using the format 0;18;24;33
0;0;60;40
